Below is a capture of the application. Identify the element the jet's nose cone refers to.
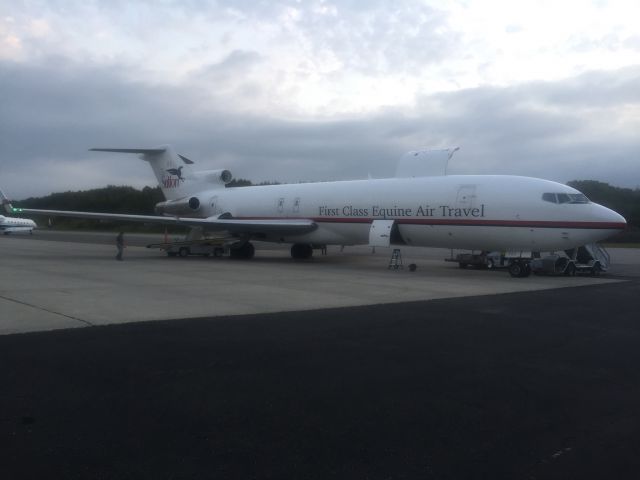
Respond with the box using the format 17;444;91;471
613;211;627;228
594;203;627;229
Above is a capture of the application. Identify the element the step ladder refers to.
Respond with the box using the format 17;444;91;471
388;248;403;269
584;243;611;271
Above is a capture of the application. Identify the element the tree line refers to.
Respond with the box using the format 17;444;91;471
15;179;640;238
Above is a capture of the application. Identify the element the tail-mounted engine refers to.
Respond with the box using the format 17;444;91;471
155;196;202;215
192;169;233;185
154;169;232;215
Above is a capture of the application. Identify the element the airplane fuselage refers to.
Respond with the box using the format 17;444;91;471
179;175;625;251
4;145;626;260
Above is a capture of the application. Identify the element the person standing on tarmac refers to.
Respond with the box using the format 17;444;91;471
116;231;125;261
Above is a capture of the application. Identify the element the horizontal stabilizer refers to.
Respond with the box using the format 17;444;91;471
89;148;166;155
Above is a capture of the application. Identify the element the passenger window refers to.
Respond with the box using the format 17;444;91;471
557;193;571;204
542;193;556;203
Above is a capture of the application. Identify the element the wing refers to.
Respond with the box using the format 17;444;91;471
11;208;317;235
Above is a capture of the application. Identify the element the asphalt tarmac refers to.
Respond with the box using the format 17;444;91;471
2;231;639;479
3;232;625;335
2;279;640;479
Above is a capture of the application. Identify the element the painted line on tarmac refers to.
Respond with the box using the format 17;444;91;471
0;294;94;327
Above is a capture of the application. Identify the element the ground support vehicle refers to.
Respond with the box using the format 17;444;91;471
445;251;507;270
530;245;609;277
447;244;610;278
147;238;226;257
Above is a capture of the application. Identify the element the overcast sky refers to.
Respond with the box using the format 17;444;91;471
1;0;639;198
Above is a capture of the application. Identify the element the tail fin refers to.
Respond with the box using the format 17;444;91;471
0;187;16;214
90;145;198;200
395;147;460;178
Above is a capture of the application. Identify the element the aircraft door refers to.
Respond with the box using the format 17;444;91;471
209;196;223;216
456;185;477;208
369;219;395;247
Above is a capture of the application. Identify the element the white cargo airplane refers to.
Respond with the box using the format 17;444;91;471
2;146;626;276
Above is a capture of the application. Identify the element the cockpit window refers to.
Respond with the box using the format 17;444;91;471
568;193;589;203
542;192;590;204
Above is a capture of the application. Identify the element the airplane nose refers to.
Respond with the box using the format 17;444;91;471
595;203;627;230
613;210;627;229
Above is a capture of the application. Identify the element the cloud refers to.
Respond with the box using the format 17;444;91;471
282;0;459;75
1;54;639;199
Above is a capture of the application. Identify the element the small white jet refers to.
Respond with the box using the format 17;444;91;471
0;214;37;235
2;146;626;275
0;188;37;234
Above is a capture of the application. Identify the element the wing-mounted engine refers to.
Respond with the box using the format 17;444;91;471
192;169;233;186
155;196;203;215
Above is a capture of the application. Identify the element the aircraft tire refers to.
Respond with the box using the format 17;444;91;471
230;242;255;259
508;261;530;278
291;243;313;260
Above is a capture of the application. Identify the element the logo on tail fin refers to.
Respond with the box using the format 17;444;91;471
163;166;184;188
166;166;184;180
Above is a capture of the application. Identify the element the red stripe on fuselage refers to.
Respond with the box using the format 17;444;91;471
233;216;626;230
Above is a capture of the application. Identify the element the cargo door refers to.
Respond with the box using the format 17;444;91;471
369;219;395;247
456;184;477;208
209;195;223;216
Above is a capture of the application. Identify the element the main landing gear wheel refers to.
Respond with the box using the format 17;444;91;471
230;242;255;259
291;243;313;260
508;260;531;278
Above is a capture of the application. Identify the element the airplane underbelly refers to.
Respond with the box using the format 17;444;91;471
262;219;618;251
397;224;531;250
397;224;615;251
271;221;370;245
1;226;33;234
